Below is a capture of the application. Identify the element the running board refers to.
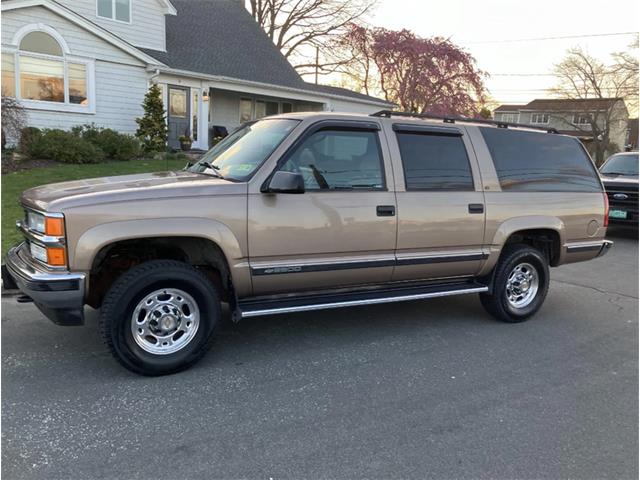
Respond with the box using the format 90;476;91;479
238;281;488;318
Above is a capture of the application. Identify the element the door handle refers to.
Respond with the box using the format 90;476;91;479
376;205;396;217
468;203;484;214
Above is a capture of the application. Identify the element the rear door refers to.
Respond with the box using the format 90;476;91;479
385;122;487;281
247;120;397;295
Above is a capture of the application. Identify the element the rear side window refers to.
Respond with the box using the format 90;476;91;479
480;127;601;192
396;133;474;190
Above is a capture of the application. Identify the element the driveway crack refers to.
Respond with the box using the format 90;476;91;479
552;279;639;300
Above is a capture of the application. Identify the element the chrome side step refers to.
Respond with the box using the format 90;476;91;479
238;281;488;318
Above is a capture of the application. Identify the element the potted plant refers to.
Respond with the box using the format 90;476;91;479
179;131;192;151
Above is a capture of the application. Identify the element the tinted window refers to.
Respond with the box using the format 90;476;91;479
480;127;601;192
396;133;473;190
281;129;384;190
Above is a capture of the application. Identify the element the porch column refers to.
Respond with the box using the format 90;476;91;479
200;90;209;150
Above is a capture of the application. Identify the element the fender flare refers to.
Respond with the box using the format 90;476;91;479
489;215;566;248
72;217;247;285
478;215;566;277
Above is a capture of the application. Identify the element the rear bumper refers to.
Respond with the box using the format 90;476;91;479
597;240;614;257
563;239;613;264
4;243;85;326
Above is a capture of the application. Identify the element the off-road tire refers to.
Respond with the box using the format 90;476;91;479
480;245;549;323
100;260;220;375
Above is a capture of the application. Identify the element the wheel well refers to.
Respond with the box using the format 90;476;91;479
503;229;561;266
87;237;234;309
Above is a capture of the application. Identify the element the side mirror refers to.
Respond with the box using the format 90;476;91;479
263;171;305;194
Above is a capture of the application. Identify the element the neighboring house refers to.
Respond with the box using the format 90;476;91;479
494;98;629;159
1;0;393;150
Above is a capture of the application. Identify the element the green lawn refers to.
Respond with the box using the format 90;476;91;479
2;157;188;256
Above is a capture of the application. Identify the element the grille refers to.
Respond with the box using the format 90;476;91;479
605;185;639;206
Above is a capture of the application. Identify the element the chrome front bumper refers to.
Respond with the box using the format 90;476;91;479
4;243;86;325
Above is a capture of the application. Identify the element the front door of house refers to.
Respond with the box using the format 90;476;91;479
167;86;190;149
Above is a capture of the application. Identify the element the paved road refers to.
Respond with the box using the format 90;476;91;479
2;229;638;479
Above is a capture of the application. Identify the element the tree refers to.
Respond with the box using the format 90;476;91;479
1;96;26;150
549;46;637;164
135;84;168;153
244;0;376;76
338;26;487;116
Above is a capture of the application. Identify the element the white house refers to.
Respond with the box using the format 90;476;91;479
1;0;394;149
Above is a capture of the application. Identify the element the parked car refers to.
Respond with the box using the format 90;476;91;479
3;111;612;375
599;151;639;226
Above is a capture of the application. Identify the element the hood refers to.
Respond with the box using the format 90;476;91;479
600;174;639;188
21;170;244;212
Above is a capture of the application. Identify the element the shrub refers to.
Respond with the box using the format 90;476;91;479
18;127;43;157
1;96;26;149
37;129;104;164
74;124;141;161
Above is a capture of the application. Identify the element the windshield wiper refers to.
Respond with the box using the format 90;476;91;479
196;161;224;178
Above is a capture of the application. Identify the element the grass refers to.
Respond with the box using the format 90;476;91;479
2;156;189;256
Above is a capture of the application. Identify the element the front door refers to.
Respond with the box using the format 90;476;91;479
167;86;190;149
248;123;397;296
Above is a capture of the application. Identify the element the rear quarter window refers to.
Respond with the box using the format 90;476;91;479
479;127;602;192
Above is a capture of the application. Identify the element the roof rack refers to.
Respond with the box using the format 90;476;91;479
370;110;559;134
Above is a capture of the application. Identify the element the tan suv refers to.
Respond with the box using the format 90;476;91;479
3;111;612;375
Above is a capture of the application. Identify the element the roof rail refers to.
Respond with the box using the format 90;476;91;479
370;110;559;134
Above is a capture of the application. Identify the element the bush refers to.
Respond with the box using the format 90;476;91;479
73;124;140;161
36;129;104;164
18;127;44;157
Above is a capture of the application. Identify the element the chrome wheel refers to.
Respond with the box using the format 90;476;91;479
131;288;200;355
505;262;539;309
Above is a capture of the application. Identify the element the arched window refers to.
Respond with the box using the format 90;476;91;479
3;25;94;112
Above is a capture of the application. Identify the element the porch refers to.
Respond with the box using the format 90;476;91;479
159;80;324;151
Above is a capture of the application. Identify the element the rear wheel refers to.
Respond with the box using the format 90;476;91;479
100;260;220;375
480;245;549;323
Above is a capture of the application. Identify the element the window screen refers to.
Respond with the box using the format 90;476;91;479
281;129;384;190
396;132;473;190
479;127;602;192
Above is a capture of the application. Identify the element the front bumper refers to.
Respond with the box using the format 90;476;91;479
4;243;86;326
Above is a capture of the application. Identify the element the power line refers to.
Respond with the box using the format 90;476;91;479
461;31;638;45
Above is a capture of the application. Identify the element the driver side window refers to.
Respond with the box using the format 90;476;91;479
281;128;385;190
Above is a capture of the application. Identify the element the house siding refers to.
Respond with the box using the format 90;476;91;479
2;5;149;134
58;0;167;51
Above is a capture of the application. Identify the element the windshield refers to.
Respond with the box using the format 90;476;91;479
600;153;639;176
187;119;300;181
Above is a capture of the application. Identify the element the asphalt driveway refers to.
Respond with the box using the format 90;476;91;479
2;228;638;479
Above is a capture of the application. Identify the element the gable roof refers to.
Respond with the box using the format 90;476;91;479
2;0;164;65
524;98;624;111
495;98;625;113
494;104;527;112
140;0;306;89
140;0;391;106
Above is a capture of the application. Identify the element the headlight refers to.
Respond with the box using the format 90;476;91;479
26;211;65;236
27;211;45;234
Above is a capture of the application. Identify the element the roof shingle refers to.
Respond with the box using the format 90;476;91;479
140;0;391;105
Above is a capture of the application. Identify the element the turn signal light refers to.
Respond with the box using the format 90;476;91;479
47;247;66;266
45;217;64;236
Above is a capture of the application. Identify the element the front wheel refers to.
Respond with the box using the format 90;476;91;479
480;245;550;323
100;260;220;375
